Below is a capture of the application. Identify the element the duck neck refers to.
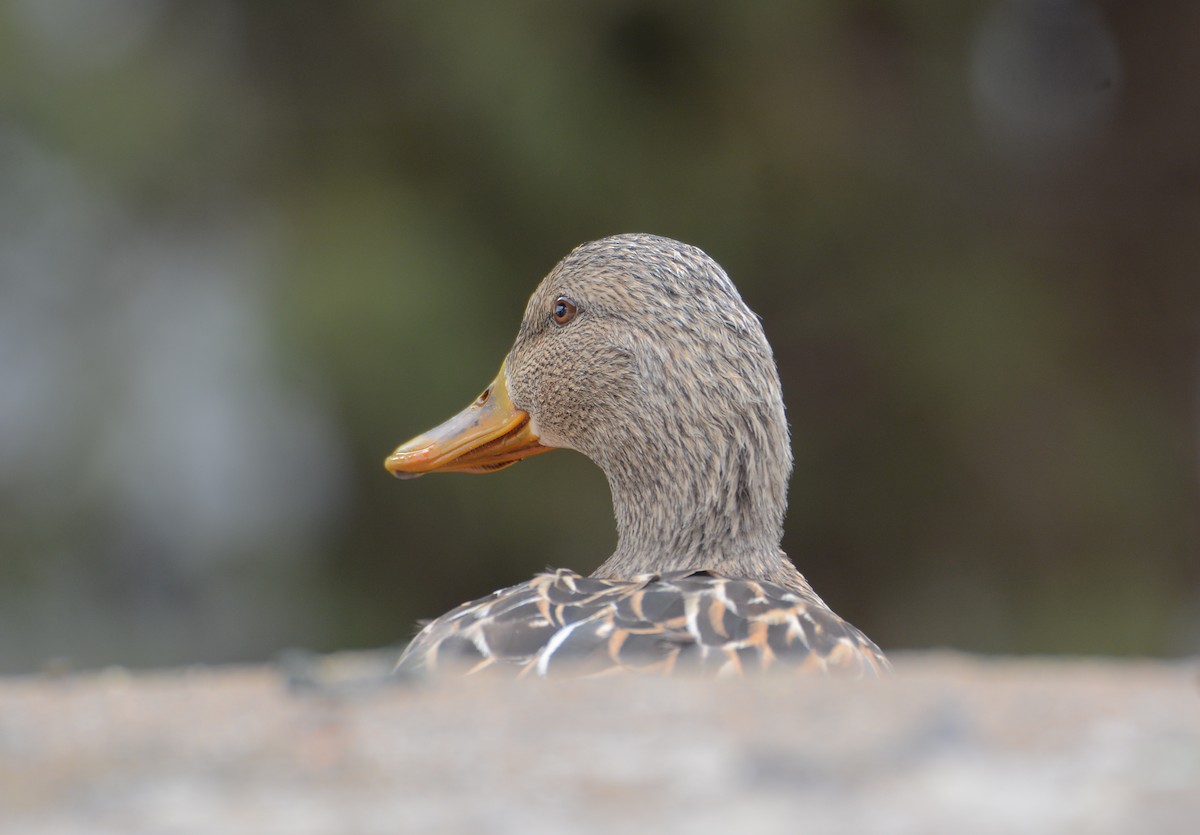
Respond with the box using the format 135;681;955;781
590;414;796;585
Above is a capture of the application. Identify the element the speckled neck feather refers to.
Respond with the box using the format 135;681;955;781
504;234;816;596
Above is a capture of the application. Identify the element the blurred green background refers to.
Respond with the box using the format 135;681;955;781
1;0;1197;673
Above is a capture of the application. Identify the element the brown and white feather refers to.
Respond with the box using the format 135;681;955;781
397;569;889;678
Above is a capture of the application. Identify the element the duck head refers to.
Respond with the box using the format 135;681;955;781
387;234;795;581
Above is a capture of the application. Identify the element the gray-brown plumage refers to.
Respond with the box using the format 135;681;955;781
386;234;888;677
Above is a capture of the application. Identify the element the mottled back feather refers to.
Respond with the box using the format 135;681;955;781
397;569;889;678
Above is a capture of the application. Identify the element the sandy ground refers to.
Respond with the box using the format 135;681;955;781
1;651;1197;835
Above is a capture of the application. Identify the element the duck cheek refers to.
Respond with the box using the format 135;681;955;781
524;413;577;452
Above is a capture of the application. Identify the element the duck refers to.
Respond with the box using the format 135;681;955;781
385;233;888;677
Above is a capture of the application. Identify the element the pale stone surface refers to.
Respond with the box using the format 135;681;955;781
1;652;1197;835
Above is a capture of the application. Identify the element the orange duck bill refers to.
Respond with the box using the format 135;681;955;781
385;362;553;479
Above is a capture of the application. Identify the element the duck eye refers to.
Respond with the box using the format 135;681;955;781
551;296;578;326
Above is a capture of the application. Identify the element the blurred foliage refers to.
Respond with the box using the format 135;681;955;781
0;0;1197;672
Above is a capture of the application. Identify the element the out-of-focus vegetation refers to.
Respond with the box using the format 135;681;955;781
0;0;1196;673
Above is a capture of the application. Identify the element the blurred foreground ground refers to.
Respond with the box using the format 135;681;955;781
1;651;1197;835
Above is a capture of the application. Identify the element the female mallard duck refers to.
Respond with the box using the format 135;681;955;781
386;234;888;677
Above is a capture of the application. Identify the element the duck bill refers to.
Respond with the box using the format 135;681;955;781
385;362;552;479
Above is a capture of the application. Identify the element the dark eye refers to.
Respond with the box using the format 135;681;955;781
551;296;577;325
